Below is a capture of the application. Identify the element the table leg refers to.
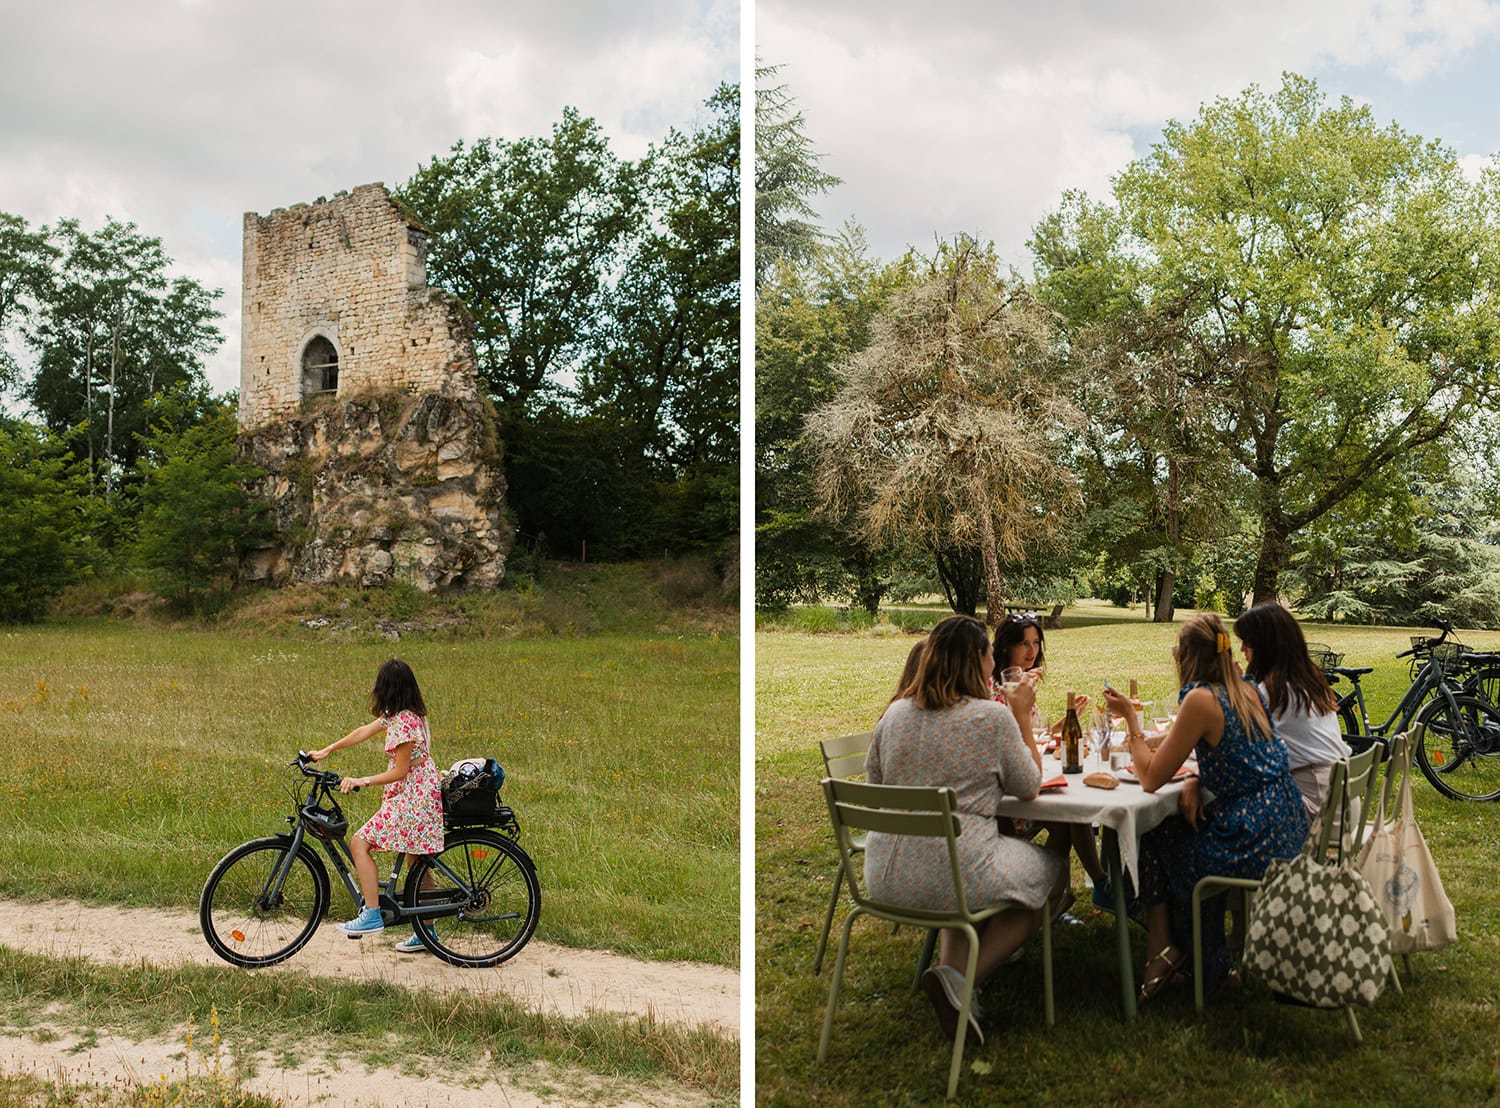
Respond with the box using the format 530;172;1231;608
1103;826;1137;1020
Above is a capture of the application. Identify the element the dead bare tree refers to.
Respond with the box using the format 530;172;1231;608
806;238;1082;626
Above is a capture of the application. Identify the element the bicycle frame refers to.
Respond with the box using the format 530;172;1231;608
1338;654;1463;740
270;769;490;926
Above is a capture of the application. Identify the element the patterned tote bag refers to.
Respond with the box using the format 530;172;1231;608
1243;776;1392;1008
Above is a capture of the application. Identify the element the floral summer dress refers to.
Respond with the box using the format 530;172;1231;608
357;710;445;855
1137;679;1308;978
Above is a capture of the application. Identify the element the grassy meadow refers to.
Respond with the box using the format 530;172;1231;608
756;603;1500;1105
0;621;737;967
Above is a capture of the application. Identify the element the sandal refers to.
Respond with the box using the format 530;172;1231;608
1138;944;1187;1003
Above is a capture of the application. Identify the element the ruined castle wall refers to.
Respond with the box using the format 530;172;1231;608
238;183;477;432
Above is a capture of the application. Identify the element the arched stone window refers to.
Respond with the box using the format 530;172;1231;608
301;335;339;396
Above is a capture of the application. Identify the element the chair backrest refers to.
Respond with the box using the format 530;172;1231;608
820;731;873;782
1307;742;1383;858
1373;730;1412;827
1344;741;1383;853
820;777;975;924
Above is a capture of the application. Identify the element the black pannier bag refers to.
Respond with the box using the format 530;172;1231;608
441;757;505;825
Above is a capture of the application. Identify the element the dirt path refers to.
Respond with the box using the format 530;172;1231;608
1;1024;708;1107
0;898;738;1034
0;898;737;1105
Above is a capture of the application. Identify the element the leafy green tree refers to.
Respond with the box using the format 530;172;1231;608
0;212;57;396
134;399;269;608
755;63;840;286
396;110;643;419
755;225;913;610
806;237;1080;625
26;218;222;496
576;83;740;555
1033;192;1240;621
0;420;93;622
1035;74;1500;604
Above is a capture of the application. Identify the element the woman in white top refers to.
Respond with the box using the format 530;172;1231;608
1233;602;1348;818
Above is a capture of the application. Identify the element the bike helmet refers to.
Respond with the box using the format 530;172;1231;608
300;801;348;839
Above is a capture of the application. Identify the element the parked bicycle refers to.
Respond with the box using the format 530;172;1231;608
200;753;540;967
1311;624;1500;801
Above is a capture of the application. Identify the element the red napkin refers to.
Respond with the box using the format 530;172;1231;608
1038;775;1068;791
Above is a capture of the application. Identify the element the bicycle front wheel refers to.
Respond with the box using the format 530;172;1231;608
1414;694;1500;802
200;836;330;967
404;829;540;968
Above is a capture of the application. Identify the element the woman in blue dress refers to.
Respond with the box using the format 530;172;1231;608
1102;613;1308;1000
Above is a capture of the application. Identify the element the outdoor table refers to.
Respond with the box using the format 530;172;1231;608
993;752;1197;1022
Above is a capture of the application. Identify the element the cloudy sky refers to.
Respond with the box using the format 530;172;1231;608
0;0;737;400
757;0;1500;268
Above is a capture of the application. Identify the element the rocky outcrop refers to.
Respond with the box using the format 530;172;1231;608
239;392;510;591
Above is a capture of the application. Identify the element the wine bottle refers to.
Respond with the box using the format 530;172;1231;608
1062;689;1083;774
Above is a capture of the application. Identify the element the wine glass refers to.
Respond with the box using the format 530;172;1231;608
999;666;1024;698
1091;708;1111;771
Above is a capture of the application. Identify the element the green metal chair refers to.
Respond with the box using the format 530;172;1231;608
817;778;1054;1101
812;732;873;975
1191;741;1383;1038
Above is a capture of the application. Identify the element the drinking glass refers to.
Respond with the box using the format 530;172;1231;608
1091;708;1111;771
1000;666;1024;698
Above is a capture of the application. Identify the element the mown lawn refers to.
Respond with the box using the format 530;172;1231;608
0;622;738;968
756;604;1500;1105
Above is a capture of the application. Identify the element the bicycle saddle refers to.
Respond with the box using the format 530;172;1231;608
1332;665;1374;677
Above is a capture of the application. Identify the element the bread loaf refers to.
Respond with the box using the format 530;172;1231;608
1083;771;1119;790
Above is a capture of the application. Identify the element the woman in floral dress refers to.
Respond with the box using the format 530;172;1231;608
311;658;446;947
1103;614;1308;1000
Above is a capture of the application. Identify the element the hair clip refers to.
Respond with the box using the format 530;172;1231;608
1216;631;1231;653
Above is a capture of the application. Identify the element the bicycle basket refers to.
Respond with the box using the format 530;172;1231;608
1304;643;1343;672
441;756;505;826
1429;642;1468;674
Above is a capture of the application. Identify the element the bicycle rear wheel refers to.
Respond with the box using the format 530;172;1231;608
200;837;330;967
1414;694;1500;802
404;829;540;968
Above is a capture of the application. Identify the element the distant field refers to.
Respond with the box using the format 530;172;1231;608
0;621;738;967
756;606;1500;1104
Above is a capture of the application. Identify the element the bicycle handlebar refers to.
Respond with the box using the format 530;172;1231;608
293;751;359;791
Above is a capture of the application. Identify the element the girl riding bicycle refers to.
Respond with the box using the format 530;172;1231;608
311;658;444;949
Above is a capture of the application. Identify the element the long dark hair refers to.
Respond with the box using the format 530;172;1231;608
370;658;427;719
1176;613;1272;741
1234;602;1338;716
908;616;991;710
993;613;1045;670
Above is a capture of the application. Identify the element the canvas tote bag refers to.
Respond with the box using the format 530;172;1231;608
1358;738;1457;954
1243;775;1391;1008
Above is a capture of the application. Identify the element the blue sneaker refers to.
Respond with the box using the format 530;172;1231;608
395;930;433;953
336;906;385;938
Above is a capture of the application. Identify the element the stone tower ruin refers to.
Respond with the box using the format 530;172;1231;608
237;183;510;591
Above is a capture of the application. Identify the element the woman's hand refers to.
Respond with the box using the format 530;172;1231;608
339;776;365;794
1101;685;1135;722
1005;676;1037;720
309;746;332;762
1178;778;1203;829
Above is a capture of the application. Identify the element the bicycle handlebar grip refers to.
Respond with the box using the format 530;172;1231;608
1396;648;1414;658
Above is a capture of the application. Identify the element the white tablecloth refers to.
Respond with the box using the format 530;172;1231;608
992;755;1191;887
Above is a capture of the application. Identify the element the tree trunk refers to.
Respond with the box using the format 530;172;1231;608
1251;515;1289;606
106;320;118;498
932;546;981;616
973;480;1006;628
84;330;95;492
1153;568;1176;622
